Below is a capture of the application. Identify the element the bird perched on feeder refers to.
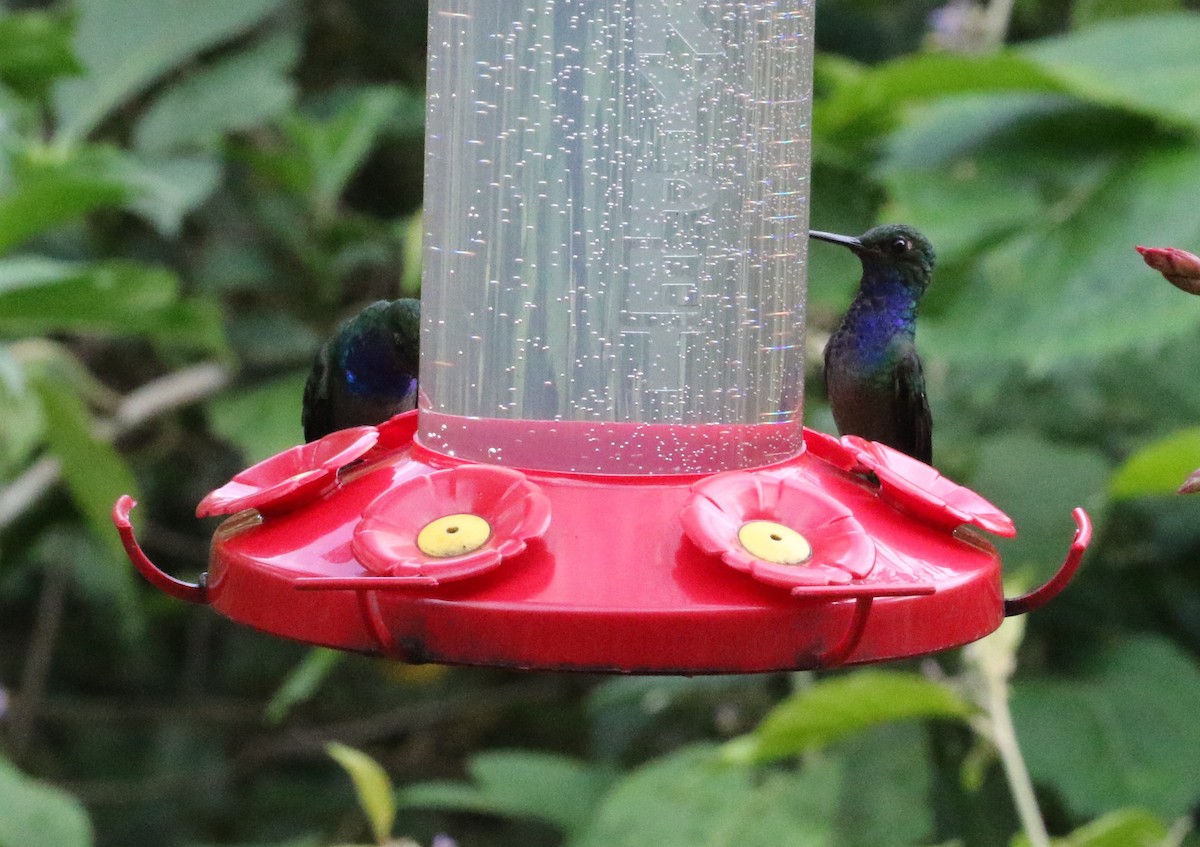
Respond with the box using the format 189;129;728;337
811;224;935;464
1136;245;1200;296
301;298;420;442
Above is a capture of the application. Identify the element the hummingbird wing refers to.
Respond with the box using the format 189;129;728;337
301;342;335;442
893;347;932;464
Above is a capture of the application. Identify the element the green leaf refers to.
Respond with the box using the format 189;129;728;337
571;745;840;847
815;13;1200;152
1073;0;1184;28
1025;13;1200;129
28;374;142;633
265;648;341;725
134;26;299;154
878;93;1065;270
877;83;1199;362
832;723;936;847
1012;807;1170;847
878;86;1200;368
326;742;395;845
386;86;428;140
1109;426;1200;499
0;347;46;477
55;0;287;143
0;144;221;248
967;433;1109;574
1062;809;1170;847
0;149;128;253
923;144;1200;368
8;337;114;405
0;755;93;847
814;51;1064;149
207;371;308;464
0;257;226;352
32;375;138;550
0;10;81;98
721;671;973;766
0;88;34;162
114;154;223;236
272;87;405;215
1011;636;1200;819
400;750;611;837
400;210;422;298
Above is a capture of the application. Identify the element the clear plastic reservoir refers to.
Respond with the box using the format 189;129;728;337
420;0;813;474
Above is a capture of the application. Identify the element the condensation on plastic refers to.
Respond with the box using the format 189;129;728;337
420;0;814;473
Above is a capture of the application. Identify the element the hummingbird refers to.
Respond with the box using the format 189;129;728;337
301;298;420;442
810;224;935;464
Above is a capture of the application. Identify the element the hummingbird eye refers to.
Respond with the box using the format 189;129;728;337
889;237;912;255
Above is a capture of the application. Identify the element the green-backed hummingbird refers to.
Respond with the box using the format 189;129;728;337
810;224;935;464
301;298;420;442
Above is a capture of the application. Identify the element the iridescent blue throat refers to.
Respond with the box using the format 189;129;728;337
838;275;919;371
343;335;415;398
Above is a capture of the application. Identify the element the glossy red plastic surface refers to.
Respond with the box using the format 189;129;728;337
352;465;551;583
195;427;378;518
115;413;1090;673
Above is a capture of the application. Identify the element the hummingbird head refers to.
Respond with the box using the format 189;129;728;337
345;298;421;387
381;297;421;359
810;224;936;297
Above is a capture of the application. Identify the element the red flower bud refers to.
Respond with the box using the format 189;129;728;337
1137;245;1200;296
1179;467;1200;496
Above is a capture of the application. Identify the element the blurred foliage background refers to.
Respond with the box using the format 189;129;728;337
1;0;1200;845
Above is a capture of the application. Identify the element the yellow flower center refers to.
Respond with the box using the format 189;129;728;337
417;513;492;558
738;520;812;565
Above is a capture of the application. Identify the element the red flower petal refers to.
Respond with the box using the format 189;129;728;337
680;471;875;590
352;465;551;583
196;427;379;518
803;427;867;472
842;437;1015;537
369;409;419;457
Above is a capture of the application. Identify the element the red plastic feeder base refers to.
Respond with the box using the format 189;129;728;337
113;412;1089;674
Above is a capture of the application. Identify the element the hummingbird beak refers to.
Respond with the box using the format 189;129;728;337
809;230;863;252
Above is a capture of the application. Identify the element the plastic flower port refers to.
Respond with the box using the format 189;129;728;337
1137;245;1200;296
366;409;419;458
802;427;866;473
841;436;1016;538
352;465;552;584
196;427;379;519
680;471;875;591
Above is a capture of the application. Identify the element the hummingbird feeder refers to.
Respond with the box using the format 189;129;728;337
114;1;1089;673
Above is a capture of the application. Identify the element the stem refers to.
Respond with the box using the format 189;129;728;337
0;456;61;529
6;565;70;761
106;362;231;435
0;362;232;532
963;618;1049;847
1164;816;1193;847
980;665;1050;847
983;0;1016;49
